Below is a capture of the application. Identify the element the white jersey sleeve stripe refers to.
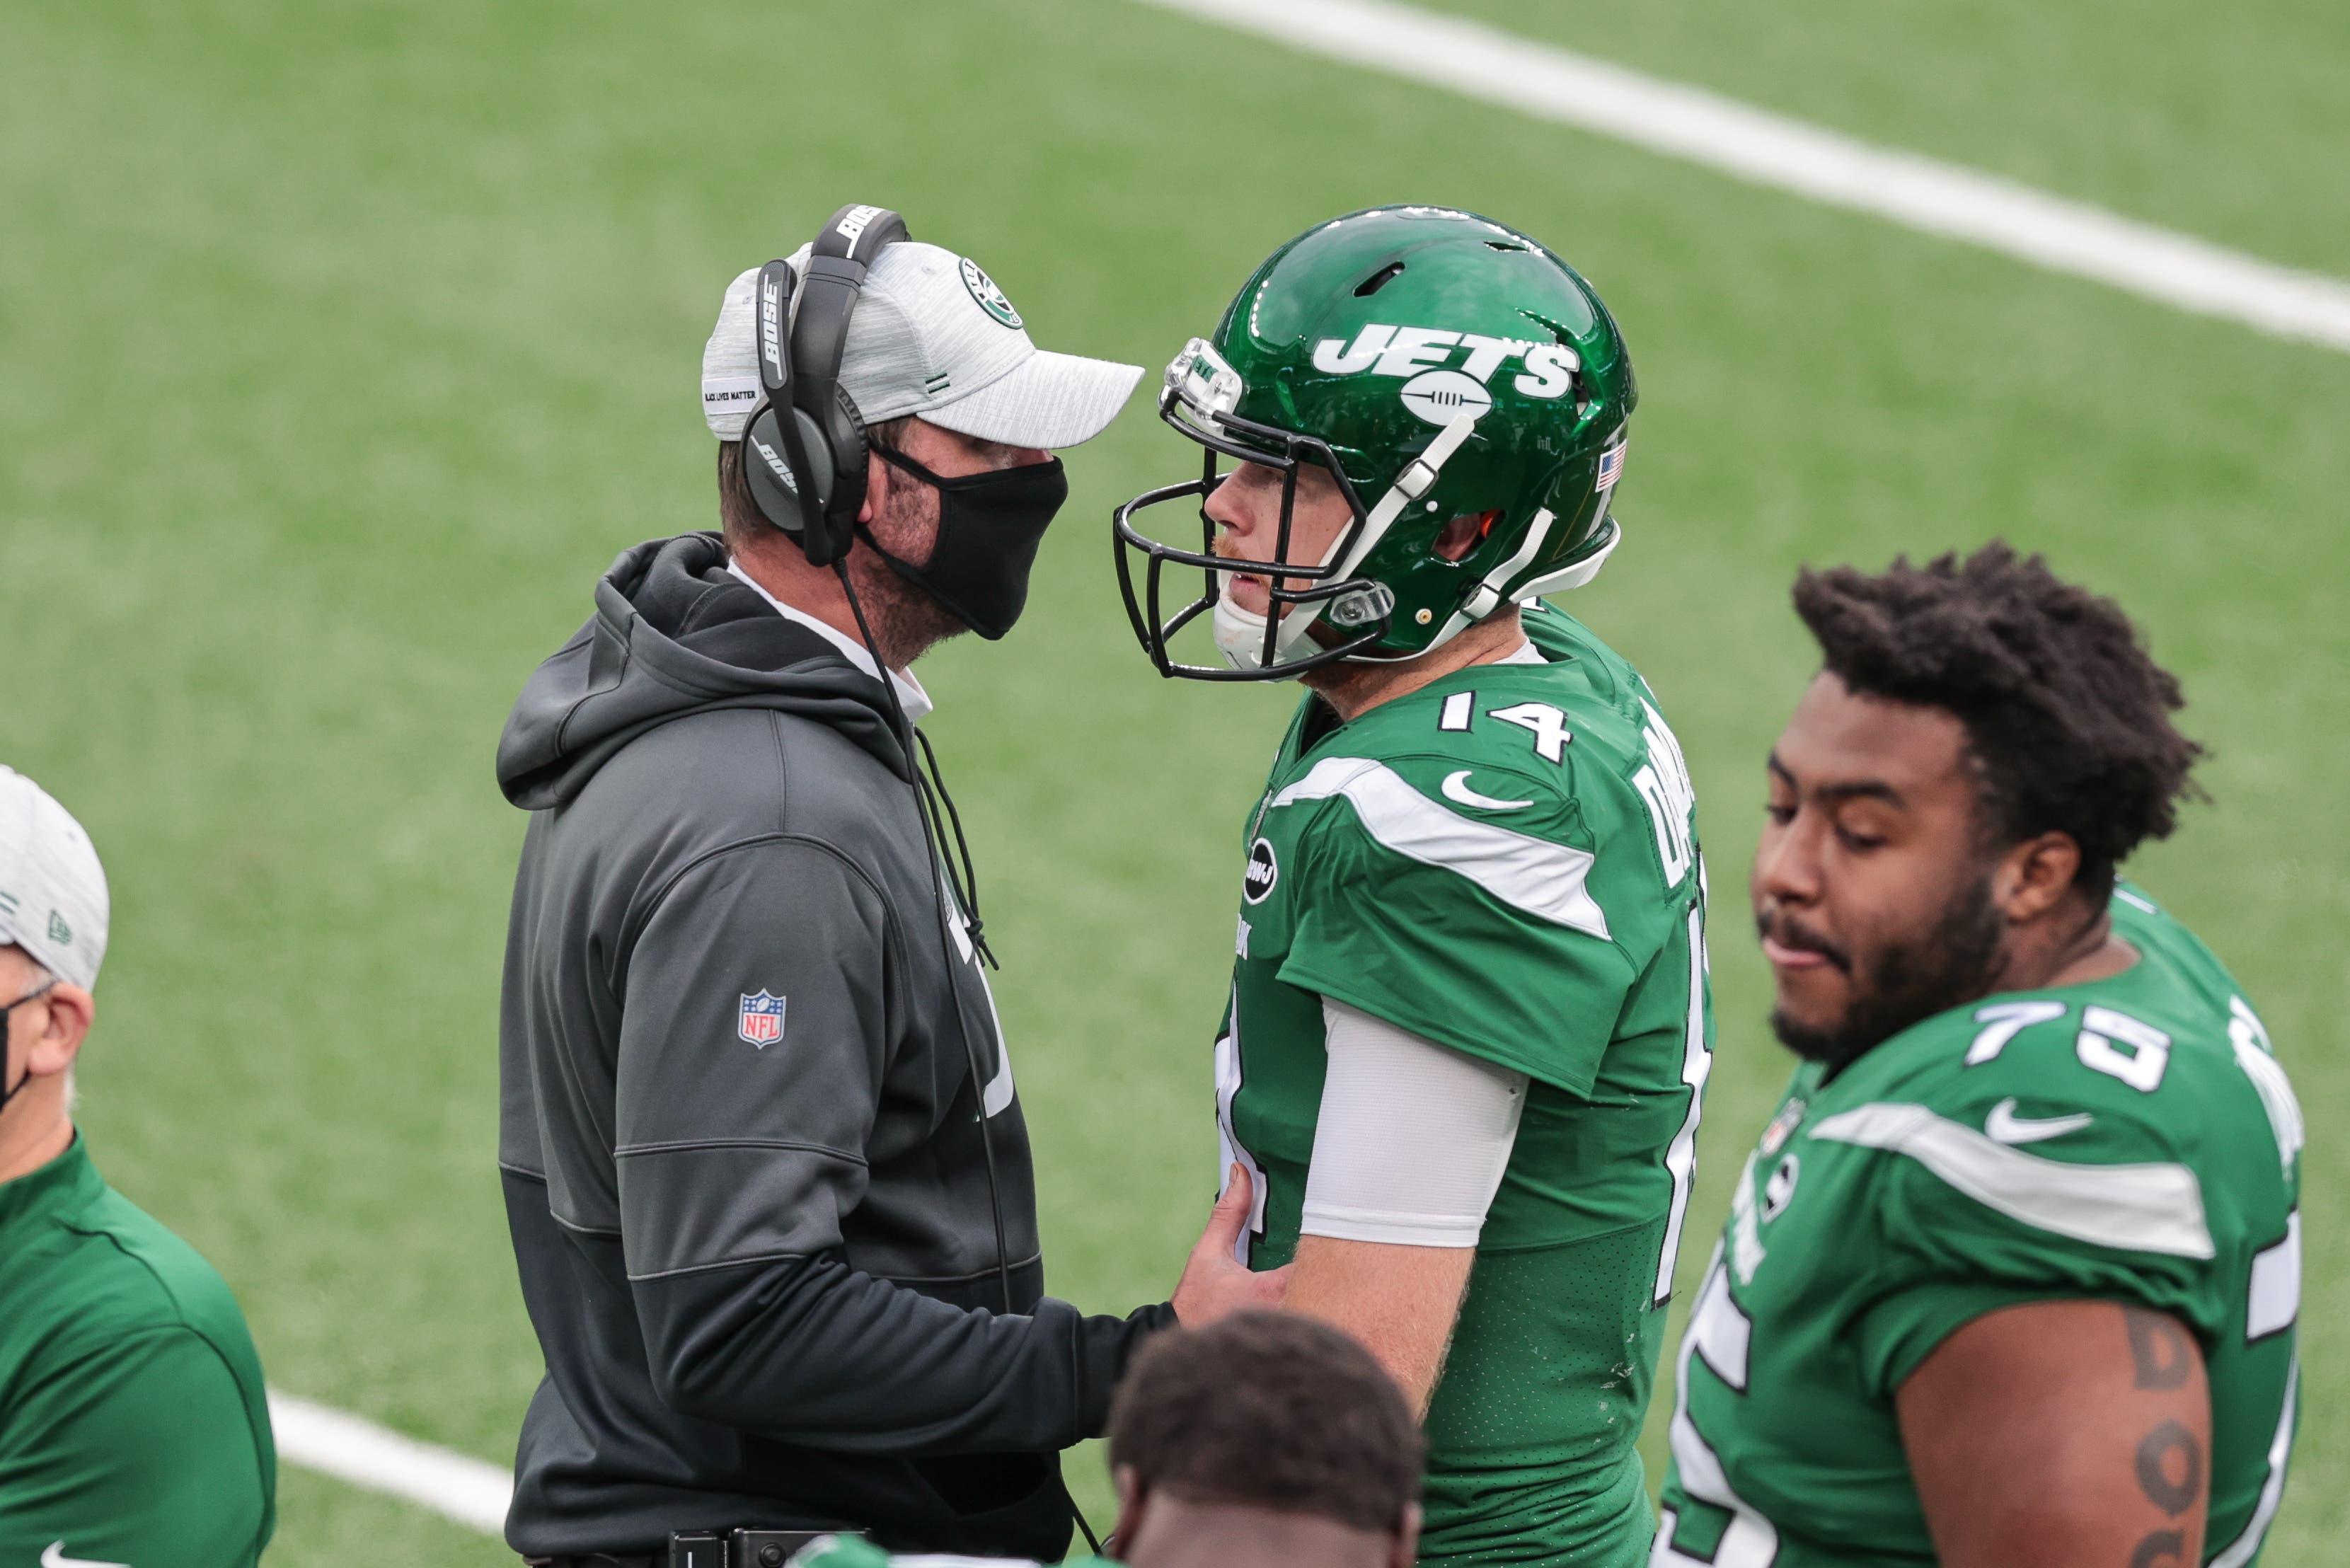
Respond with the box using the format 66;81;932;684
1269;755;1610;938
1809;1102;2216;1259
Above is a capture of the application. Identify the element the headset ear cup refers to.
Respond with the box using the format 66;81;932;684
741;408;808;546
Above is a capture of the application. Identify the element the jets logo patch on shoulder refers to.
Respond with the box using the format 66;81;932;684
737;989;788;1049
1242;837;1279;904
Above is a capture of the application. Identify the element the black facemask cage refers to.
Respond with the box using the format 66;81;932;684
1111;389;1398;681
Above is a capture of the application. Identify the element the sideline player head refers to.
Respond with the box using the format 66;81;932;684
1756;541;2204;1066
1106;1311;1423;1568
787;1311;1424;1568
1654;546;2301;1567
1114;202;1634;703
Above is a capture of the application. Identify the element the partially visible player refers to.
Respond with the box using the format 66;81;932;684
1655;546;2301;1567
1113;205;1712;1565
789;1310;1424;1568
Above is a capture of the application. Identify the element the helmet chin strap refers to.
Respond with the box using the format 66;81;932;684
1422;507;1625;657
1214;413;1482;674
1513;517;1623;598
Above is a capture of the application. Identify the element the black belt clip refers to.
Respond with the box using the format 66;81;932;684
667;1529;847;1568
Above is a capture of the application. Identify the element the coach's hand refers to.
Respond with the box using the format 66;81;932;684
1172;1165;1292;1326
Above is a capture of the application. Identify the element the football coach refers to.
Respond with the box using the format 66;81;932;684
495;206;1279;1566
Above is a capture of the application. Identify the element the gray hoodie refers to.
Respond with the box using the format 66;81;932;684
495;534;1167;1559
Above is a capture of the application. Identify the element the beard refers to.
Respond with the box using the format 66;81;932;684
1768;873;2006;1074
848;482;968;669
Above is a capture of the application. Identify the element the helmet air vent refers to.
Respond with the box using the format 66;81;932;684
1353;262;1407;297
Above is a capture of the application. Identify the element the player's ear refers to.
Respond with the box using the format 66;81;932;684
860;446;891;526
1994;831;2082;923
23;982;92;1080
1110;1464;1146;1551
1390;1503;1424;1568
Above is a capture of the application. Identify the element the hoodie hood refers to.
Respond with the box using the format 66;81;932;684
497;533;912;810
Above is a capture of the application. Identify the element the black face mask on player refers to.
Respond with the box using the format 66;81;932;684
862;443;1068;641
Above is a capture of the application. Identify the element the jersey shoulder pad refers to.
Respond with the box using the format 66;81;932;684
1272;749;1607;935
1852;993;2238;1194
1867;968;2297;1183
1819;995;2262;1344
1314;663;1698;909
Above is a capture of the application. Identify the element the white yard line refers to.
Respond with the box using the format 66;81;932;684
268;1390;510;1535
1135;0;2350;354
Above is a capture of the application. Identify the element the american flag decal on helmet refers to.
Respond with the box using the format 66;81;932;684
1596;439;1628;492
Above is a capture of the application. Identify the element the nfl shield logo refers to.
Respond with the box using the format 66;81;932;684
737;990;787;1049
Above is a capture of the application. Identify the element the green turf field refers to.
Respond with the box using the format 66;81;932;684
4;0;2343;1560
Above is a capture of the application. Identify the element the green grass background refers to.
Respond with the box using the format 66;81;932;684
2;0;2343;1559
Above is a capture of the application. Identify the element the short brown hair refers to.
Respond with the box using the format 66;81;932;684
1108;1313;1422;1533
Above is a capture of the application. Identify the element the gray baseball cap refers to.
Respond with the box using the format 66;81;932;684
0;766;108;991
702;241;1144;449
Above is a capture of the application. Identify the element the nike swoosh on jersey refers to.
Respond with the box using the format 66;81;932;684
43;1544;129;1568
1984;1097;2095;1145
1270;756;1607;936
1439;770;1532;811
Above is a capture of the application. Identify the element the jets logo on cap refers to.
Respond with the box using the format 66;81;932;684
960;258;1023;330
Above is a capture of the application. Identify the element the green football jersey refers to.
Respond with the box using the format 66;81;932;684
1656;887;2303;1567
0;1135;276;1566
1217;601;1714;1566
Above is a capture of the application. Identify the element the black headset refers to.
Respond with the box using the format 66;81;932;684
737;207;1102;1552
742;202;913;565
743;203;1025;1303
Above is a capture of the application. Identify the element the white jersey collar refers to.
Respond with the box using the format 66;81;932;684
726;560;933;723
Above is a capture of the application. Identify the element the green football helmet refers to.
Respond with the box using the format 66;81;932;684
1113;205;1636;680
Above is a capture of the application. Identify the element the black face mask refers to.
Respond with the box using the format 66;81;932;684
862;444;1068;640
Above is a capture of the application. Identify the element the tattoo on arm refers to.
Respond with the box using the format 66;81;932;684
2133;1419;2202;1515
2124;1305;2194;1390
2123;1308;2204;1568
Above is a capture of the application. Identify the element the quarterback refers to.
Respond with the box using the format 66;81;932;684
1656;547;2300;1567
1115;206;1713;1564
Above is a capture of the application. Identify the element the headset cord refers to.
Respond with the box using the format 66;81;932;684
914;725;996;971
832;559;1018;1320
911;728;1101;1557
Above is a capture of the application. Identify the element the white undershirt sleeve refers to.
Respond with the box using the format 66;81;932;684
1299;997;1529;1248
